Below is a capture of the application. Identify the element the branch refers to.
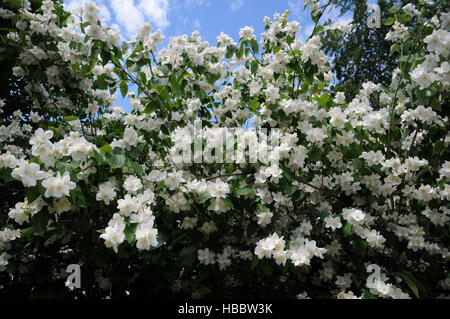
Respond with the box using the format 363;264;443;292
433;114;449;168
311;1;332;37
291;175;335;197
386;3;442;159
112;61;152;100
205;172;252;181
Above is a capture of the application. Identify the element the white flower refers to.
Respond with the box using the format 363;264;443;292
289;246;311;266
414;184;438;202
200;221;217;235
342;208;366;225
181;216;198;229
11;160;46;187
0;153;19;169
135;222;158;250
198;248;216;265
402;4;420;17
8;201;30;225
256;211;273;227
208;180;230;199
0;253;10;271
334;92;346;104
100;224;125;253
123;175;142;194
324;216;342;230
30;128;53;146
207;198;230;213
68;137;93;162
96;181;117;205
239;26;255;41
41;171;76;198
117;194;140;216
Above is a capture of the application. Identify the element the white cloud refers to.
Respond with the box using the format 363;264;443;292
109;0;170;36
288;0;302;18
230;0;244;11
183;0;211;7
138;0;170;28
64;0;111;22
303;23;315;38
193;18;201;30
111;0;145;35
98;3;111;22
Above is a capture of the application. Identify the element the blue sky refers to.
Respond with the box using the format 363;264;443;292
63;0;353;112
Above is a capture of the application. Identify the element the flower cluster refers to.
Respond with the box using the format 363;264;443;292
0;0;448;299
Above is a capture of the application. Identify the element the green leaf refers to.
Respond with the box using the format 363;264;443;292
56;162;73;178
154;230;169;249
100;143;113;154
313;25;324;35
261;260;273;275
178;245;196;267
0;168;14;183
126;159;144;175
31;208;49;234
251;256;259;269
144;102;159;114
152;77;167;87
125;223;138;244
120;80;128;98
235;187;253;196
273;44;282;54
308;147;321;162
198;192;213;204
100;49;111;66
225;45;236;59
26;187;41;204
74;214;90;233
139;71;147;84
356;238;368;254
159;64;170;76
384;17;395;25
343;222;352;237
318;93;330;106
397;14;412;23
70;186;86;208
29;157;41;165
62;116;79;121
250;39;259;54
92;150;105;164
21;227;34;241
251;60;259;74
6;0;22;8
236;43;244;59
249;100;260;111
390;43;400;56
282;167;292;182
352;158;364;171
169;74;180;95
391;272;425;298
222;197;234;210
5;263;15;275
286;185;298;197
363;289;378;299
106;153;126;169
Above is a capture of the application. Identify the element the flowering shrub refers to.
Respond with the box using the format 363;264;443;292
0;0;449;299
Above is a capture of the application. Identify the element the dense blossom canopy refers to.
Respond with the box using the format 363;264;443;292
0;0;449;299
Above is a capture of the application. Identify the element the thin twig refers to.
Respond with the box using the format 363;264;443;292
112;61;152;99
310;1;331;37
205;172;252;181
386;3;442;159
